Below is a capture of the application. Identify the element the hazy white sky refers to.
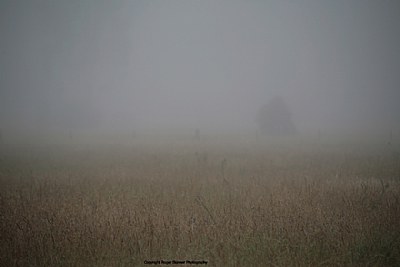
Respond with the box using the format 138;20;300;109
1;0;399;134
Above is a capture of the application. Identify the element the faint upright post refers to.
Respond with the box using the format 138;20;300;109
388;129;393;146
318;129;322;142
195;128;200;141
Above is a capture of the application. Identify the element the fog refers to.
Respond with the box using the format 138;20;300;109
1;0;400;140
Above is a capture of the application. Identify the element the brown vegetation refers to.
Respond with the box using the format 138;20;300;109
1;141;399;266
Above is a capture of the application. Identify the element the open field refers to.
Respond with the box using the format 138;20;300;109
1;139;400;266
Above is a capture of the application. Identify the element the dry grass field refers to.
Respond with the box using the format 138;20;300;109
1;138;400;266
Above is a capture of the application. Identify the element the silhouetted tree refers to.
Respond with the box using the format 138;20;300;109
256;96;296;136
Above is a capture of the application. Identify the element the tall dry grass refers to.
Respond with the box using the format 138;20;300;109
0;142;399;266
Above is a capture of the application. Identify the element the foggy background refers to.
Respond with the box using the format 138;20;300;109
1;0;399;139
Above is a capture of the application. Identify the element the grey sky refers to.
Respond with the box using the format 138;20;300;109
1;0;399;135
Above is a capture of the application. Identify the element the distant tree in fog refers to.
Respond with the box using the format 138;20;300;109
256;96;296;136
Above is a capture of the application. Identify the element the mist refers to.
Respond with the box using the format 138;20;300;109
1;0;400;140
